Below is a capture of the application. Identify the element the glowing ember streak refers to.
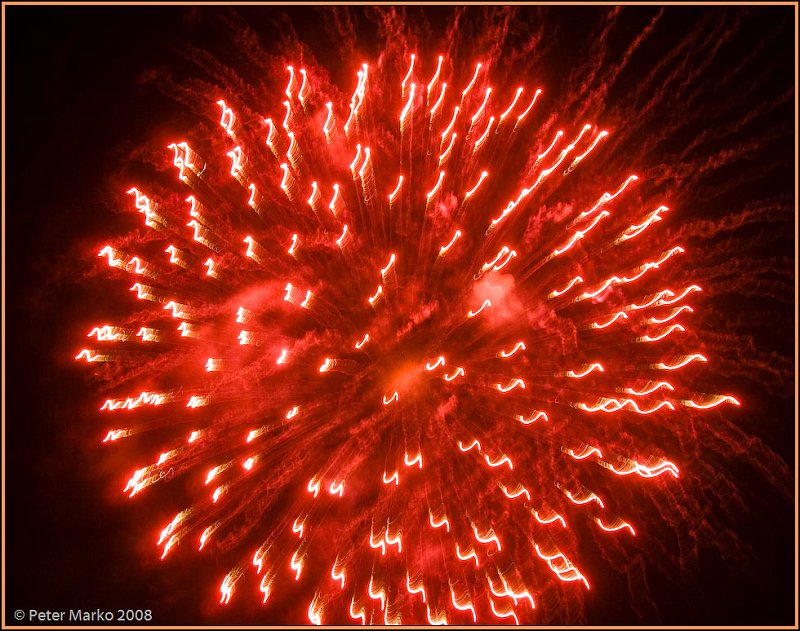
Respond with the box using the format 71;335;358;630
489;598;519;624
656;354;708;370
426;170;445;201
469;87;492;125
495;378;526;393
331;557;346;588
515;88;542;124
592;311;628;329
425;355;445;371
516;411;548;425
499;341;526;358
464;170;488;199
404;451;423;468
380;253;396;277
455;543;479;566
388;175;404;203
500;482;531;501
533;509;567;528
368;284;383;306
458;438;481;453
450;587;477;622
382;470;399;486
443;367;465;381
596;517;636;536
639;324;686;342
563;444;603;460
566;363;604;378
550;275;584;298
438;229;462;257
383;391;399;405
484;453;513;470
552;210;610;256
564;488;605;508
354;333;370;350
467;299;491;318
335;224;349;248
681;394;741;409
499;86;524;121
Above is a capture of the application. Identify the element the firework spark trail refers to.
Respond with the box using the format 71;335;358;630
73;9;793;626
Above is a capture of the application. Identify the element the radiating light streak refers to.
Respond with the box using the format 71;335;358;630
136;327;159;342
322;102;335;142
430;82;447;117
601;457;679;479
623;381;674;396
563;444;603;460
552;210;610;256
681;394;741;409
286;406;299;420
450;587;476;622
656;354;707;370
226;146;243;177
425;356;446;371
380;253;396;277
426;55;444;96
368;284;383;306
290;549;304;580
438;132;457;165
499;87;524;121
533;509;567;528
388;175;404;203
426;170;445;200
354;333;370;349
640;324;685;342
515;411;548;425
618;205;669;242
331;557;346;589
439;229;462;256
473;116;495;151
595;517;636;536
404;451;423;468
462;62;482;97
565;130;608;173
382;470;399;486
469;87;492;125
534;543;590;589
515;88;542;124
489;599;519;624
383;391;399;405
75;349;109;363
467;299;491;318
329;479;344;497
458;438;481;453
429;511;451;532
499;341;526;358
566;363;604;378
592;311;628;329
564;488;605;508
336;224;349;248
306;475;321;497
495;378;526;393
443;367;465;381
276;349;289;365
550;275;584;298
349;598;366;625
401;53;416;92
400;83;416;129
500;482;531;501
578;174;639;220
440;107;460;145
455;543;479;566
186;395;209;408
484;453;513;470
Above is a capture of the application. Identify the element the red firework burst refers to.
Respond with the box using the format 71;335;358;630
75;44;744;626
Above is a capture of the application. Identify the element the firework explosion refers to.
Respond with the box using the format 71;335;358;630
63;6;793;626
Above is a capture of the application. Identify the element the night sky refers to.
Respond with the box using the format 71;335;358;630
4;4;796;627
